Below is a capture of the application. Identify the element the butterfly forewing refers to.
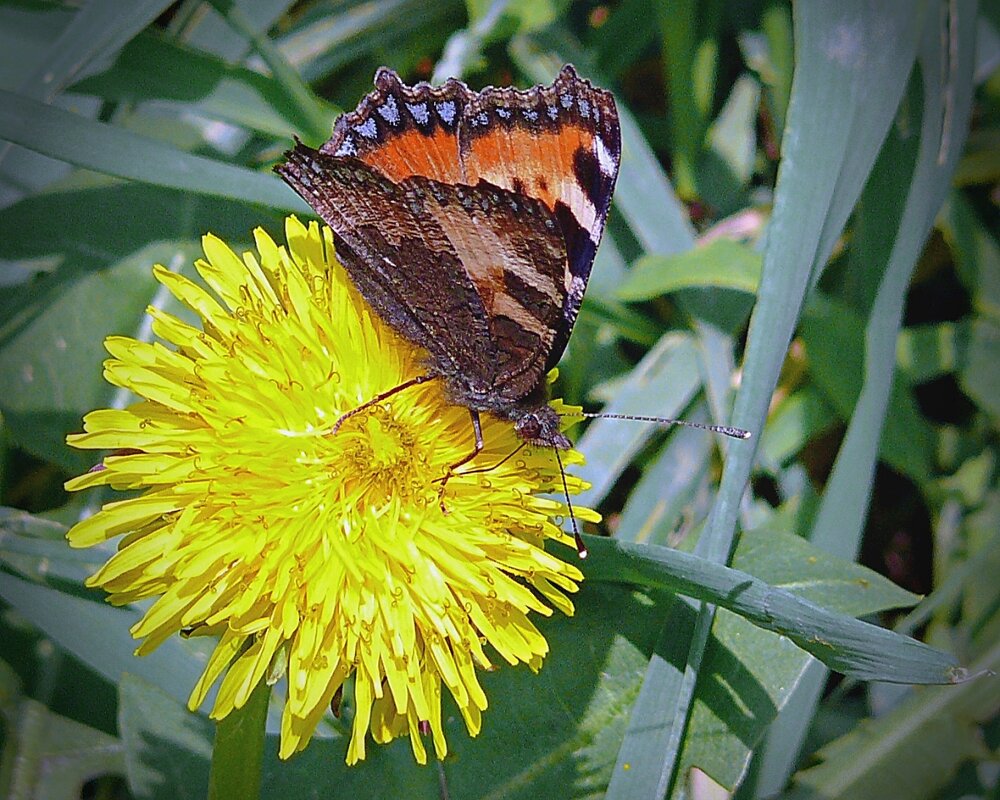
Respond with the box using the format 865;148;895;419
277;65;620;431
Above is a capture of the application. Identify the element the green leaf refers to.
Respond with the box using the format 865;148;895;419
961;318;1000;415
582;536;955;684
800;299;936;484
71;30;333;139
896;321;970;381
617;238;762;301
13;0;172;103
0;696;125;800
119;674;213;800
0;242;191;472
657;0;722;198
572;333;702;510
0;572;210;711
611;2;935;790
677;527;922;789
0;90;304;209
786;637;1000;800
205;0;331;141
274;0;464;85
734;528;920;614
0;507;105;586
702;74;760;213
759;387;838;470
614;411;714;546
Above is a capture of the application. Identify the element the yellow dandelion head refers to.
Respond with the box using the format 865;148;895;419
65;216;596;765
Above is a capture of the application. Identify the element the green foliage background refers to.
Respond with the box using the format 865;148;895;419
1;1;998;799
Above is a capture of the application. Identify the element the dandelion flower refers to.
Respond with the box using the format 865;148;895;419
65;216;595;764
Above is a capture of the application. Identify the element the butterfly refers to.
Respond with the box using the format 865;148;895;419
277;66;746;555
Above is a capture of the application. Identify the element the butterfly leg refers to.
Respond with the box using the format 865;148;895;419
436;409;484;512
331;374;433;434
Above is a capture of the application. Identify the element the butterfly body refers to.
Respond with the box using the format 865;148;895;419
277;66;621;449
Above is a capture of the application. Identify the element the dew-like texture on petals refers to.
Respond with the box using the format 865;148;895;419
65;217;595;764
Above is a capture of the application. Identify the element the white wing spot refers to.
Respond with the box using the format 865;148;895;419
560;92;573;109
354;118;378;139
377;95;400;126
594;135;616;177
436;100;457;125
523;108;539;122
547;105;558;120
578;97;590;118
406;102;430;125
333;136;356;156
496;107;512;119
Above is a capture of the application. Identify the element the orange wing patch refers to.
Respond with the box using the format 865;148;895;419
456;66;620;272
319;67;471;185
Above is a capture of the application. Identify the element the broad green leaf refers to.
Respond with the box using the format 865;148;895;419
617;238;761;301
678;527;922;789
0;90;304;210
733;528;919;614
119;674;213;800
786;637;1000;800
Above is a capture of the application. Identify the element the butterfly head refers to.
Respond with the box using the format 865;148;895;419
514;405;571;449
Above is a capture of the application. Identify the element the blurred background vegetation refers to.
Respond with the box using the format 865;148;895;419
1;1;998;799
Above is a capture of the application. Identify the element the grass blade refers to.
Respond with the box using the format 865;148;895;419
0;90;303;209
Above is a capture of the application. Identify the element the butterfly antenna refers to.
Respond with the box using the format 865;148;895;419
561;411;751;440
554;447;587;559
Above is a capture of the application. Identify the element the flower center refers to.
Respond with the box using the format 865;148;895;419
338;407;430;506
